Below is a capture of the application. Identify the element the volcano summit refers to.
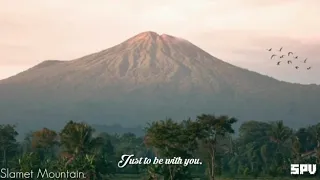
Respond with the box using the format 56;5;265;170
0;31;319;132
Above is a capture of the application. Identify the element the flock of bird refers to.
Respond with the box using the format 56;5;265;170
266;47;312;70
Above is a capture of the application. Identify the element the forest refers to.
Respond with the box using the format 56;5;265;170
0;114;319;180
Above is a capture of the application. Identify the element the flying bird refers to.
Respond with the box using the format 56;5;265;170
266;48;272;51
295;66;299;69
279;47;283;52
280;55;285;58
288;52;293;56
287;60;292;64
271;54;276;59
307;67;311;70
304;58;307;63
277;61;281;65
294;56;298;59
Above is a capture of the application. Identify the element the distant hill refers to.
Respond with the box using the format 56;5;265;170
92;124;144;136
0;31;319;134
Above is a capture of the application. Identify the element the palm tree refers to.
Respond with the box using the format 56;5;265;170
268;121;292;175
290;136;301;163
60;121;103;156
59;121;106;178
310;125;320;163
269;121;292;152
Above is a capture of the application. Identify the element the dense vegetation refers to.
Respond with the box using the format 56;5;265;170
0;114;319;180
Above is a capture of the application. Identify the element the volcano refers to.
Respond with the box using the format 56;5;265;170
0;31;319;132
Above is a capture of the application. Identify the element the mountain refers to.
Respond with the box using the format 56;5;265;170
0;31;319;133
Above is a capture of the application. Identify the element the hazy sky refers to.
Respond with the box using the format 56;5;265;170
1;0;319;84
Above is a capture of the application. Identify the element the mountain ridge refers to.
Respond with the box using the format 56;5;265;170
1;32;282;91
0;31;319;133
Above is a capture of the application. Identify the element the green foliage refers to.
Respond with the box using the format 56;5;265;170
0;124;18;168
144;119;199;179
17;152;41;172
60;121;102;155
0;116;319;180
196;114;237;180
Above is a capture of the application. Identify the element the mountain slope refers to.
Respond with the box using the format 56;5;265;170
0;31;319;133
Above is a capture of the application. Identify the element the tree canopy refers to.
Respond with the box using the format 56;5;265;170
0;115;319;179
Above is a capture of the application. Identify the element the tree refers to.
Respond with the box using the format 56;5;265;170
0;124;18;168
295;127;314;152
115;132;145;174
236;121;272;176
21;131;33;154
2;115;320;179
268;121;292;175
95;132;117;178
312;124;320;164
31;128;58;160
59;121;103;156
290;136;302;163
16;152;41;172
144;119;199;180
269;121;292;152
196;114;237;180
59;121;112;178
